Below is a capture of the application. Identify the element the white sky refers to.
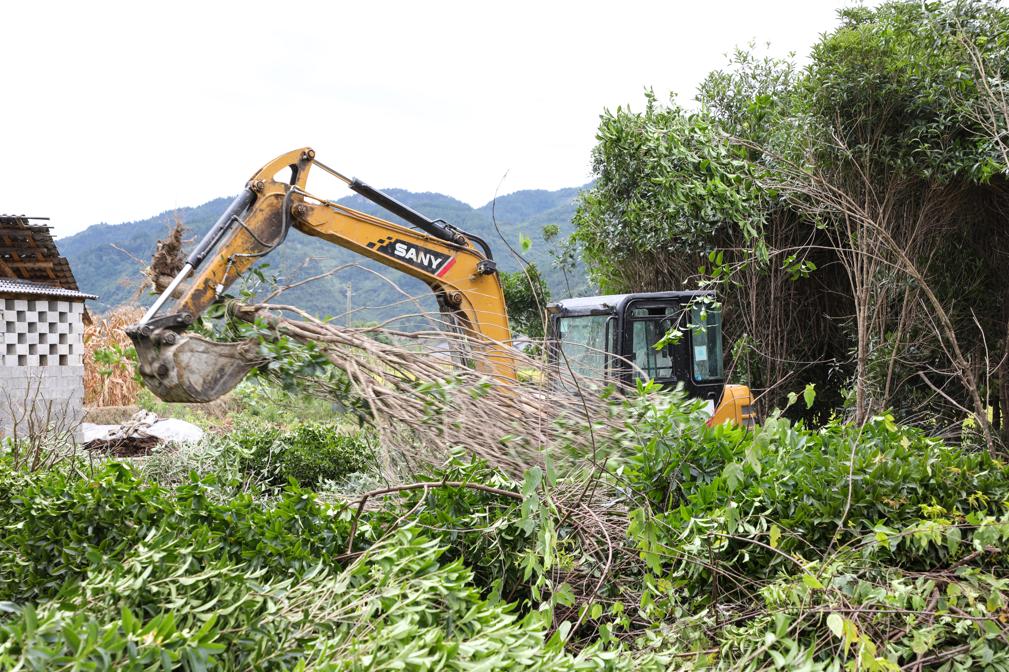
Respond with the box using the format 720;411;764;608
4;0;854;238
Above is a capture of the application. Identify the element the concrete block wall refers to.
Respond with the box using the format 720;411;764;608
0;298;86;440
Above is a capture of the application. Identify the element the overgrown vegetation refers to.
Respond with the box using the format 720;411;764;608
232;420;374;488
10;385;1009;669
574;0;1009;448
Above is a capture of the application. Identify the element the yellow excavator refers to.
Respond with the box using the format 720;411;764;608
127;148;753;427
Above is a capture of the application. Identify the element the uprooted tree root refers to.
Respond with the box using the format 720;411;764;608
149;220;186;293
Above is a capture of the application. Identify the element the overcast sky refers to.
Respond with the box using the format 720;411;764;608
5;0;855;238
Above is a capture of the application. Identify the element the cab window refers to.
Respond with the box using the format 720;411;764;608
557;315;611;380
691;304;723;381
631;319;676;380
628;305;680;382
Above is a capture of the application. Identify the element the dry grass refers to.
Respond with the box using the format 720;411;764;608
84;306;145;407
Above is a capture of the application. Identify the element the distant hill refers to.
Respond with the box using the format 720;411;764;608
58;186;592;324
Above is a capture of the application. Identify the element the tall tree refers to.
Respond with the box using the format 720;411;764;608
574;0;1009;449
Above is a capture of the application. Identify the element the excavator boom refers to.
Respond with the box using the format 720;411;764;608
129;148;515;402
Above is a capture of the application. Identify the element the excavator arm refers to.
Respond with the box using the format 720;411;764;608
129;147;515;402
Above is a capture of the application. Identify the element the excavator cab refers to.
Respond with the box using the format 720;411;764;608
546;291;754;428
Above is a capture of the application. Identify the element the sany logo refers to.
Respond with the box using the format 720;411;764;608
368;238;457;277
393;242;443;270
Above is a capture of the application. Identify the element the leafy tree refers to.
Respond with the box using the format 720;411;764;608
574;91;765;294
501;263;551;339
573;0;1009;442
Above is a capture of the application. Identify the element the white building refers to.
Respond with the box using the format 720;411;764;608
0;216;96;440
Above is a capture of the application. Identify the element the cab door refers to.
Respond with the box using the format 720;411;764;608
620;298;724;402
620;299;688;388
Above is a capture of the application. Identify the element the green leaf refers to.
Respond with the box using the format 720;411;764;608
910;629;932;655
121;606;138;635
769;524;781;549
522;467;543;497
519;233;533;252
722;463;744;492
826;613;844;638
553;582;576;607
803;383;816;409
802;573;824;590
945;525;962;555
841;618;859;654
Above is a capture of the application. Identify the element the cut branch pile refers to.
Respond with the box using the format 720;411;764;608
228;300;620;479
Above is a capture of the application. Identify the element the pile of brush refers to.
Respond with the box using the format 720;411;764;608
226;300;622;479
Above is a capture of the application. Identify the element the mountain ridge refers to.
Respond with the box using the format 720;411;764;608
59;185;592;321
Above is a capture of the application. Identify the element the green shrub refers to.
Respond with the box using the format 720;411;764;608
234;421;373;488
230;420;282;461
0;525;659;672
598;385;1009;668
0;462;354;605
0;452;593;670
0;452;537;603
614;389;1009;582
280;423;372;486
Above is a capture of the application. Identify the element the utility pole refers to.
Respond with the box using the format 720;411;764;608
345;282;352;327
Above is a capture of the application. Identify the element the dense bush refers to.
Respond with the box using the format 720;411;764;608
0;464;351;606
0;513;635;670
0;454;593;670
233;421;373;488
618;393;1009;567
600;386;1009;669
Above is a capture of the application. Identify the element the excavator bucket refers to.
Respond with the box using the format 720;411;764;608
128;329;262;403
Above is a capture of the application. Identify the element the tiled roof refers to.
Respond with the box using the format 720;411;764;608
0;215;87;292
0;278;96;300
